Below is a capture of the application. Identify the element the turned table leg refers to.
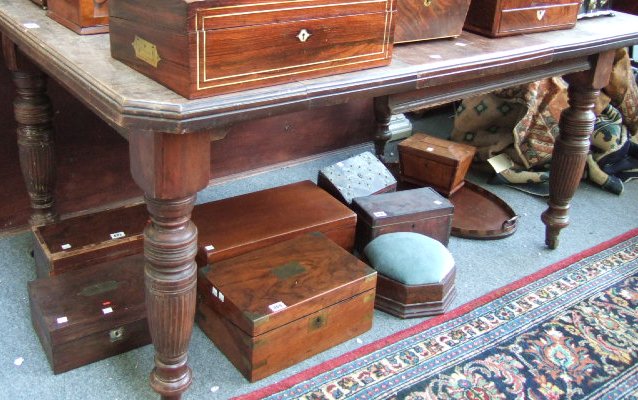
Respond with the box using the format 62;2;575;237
3;37;57;226
129;131;211;399
373;96;392;160
541;51;615;248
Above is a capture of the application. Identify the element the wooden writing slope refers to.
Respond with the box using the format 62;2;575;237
1;1;638;397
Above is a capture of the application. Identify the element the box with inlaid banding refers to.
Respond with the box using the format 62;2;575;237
109;0;397;99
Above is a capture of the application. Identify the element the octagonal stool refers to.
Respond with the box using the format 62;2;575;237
363;232;456;318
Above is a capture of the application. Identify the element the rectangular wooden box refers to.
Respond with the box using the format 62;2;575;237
47;0;109;34
109;0;396;99
32;203;148;278
395;0;472;43
351;187;454;253
196;233;377;381
28;254;150;374
318;151;397;205
398;133;476;196
464;0;581;38
193;180;357;266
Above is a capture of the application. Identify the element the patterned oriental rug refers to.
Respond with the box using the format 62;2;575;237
238;228;638;400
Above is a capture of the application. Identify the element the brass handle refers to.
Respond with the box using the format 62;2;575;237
109;327;125;342
423;0;432;6
296;29;311;43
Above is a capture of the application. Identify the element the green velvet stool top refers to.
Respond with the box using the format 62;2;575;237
363;232;454;285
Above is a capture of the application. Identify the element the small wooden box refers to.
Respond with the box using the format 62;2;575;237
398;133;476;196
197;233;377;382
375;265;456;318
318;151;397;205
32;204;148;278
464;0;581;38
109;0;396;99
47;0;109;34
194;180;357;266
395;0;472;43
28;254;150;374
351;187;453;253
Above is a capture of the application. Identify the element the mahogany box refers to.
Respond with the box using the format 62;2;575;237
196;233;377;382
395;0;472;43
398;133;476;196
464;0;581;38
32;204;148;278
28;254;150;374
47;0;109;34
318;151;397;205
109;0;396;99
193;180;357;266
351;187;453;253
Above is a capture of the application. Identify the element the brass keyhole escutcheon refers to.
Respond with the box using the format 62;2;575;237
537;9;546;20
423;0;432;6
297;29;311;43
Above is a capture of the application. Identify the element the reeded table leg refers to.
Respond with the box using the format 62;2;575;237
373;96;392;160
3;37;57;226
129;131;211;399
542;51;615;248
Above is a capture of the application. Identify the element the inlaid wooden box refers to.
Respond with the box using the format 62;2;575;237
197;233;377;382
28;254;150;374
398;133;476;196
351;187;453;253
47;0;109;34
109;0;396;99
464;0;581;38
395;0;472;43
32;204;148;278
193;180;356;266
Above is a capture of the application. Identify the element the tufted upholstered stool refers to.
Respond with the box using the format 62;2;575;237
363;232;457;318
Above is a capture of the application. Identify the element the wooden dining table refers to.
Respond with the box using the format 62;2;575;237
2;1;638;397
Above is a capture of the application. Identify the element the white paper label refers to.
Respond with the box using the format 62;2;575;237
218;292;224;302
455;42;468;47
204;245;215;252
110;231;125;240
102;307;113;315
433;200;443;205
268;301;287;312
211;287;218;297
426;147;434;152
429;54;442;59
373;211;387;218
61;244;72;250
23;22;40;29
56;316;68;324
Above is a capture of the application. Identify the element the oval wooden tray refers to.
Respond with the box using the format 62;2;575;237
449;181;518;239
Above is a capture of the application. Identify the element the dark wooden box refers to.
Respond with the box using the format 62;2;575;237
398;133;476;196
47;0;109;34
109;0;396;99
28;254;150;374
351;187;454;253
318;151;397;205
375;264;456;318
464;0;581;38
395;0;472;43
32;204;148;278
196;233;377;382
193;180;357;266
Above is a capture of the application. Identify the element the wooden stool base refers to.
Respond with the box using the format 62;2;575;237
374;265;456;318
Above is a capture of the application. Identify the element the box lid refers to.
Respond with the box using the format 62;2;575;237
33;204;148;256
398;133;475;166
198;233;376;337
28;254;146;346
352;187;453;227
194;180;356;263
